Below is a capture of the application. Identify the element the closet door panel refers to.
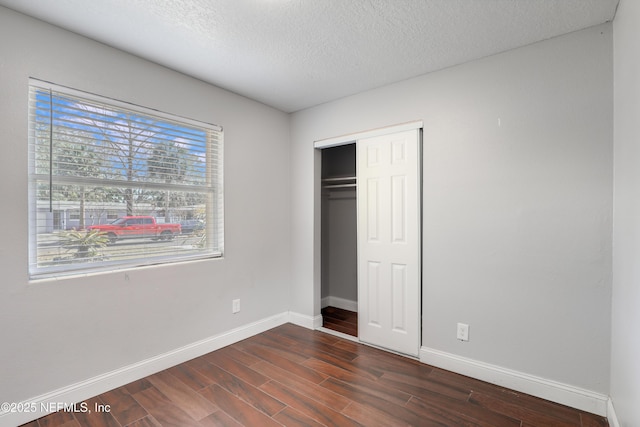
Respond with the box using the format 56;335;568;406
357;129;421;357
391;175;407;243
391;263;408;333
366;178;381;242
366;261;382;327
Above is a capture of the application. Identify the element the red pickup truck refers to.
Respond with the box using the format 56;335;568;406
87;216;182;244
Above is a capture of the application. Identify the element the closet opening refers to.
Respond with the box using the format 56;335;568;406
315;121;422;354
320;143;358;337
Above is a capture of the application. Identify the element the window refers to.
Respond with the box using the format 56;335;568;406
28;79;224;280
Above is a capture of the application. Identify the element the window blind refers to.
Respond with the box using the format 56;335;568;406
28;79;224;280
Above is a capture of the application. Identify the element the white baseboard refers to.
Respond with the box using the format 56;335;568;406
607;398;620;427
289;311;323;329
321;296;358;312
420;346;609;417
0;312;289;427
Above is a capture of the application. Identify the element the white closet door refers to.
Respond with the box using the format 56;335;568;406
357;129;421;356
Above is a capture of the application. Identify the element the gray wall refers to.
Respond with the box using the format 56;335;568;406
321;190;357;303
0;7;291;405
290;24;613;393
612;0;640;424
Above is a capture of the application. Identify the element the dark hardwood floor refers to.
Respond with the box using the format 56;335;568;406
321;306;358;337
20;323;607;427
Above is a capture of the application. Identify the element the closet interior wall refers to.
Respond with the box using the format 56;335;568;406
321;143;357;312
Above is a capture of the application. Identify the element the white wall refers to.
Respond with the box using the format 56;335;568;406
611;0;640;424
0;5;291;412
291;24;613;394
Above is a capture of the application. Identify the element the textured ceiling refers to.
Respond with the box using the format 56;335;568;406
0;0;618;112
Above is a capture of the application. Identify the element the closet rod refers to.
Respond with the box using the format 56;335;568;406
324;183;357;189
322;176;356;182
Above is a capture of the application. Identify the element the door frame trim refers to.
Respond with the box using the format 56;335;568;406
314;120;423;149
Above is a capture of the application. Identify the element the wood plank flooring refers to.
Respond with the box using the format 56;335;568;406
20;323;607;427
321;306;358;337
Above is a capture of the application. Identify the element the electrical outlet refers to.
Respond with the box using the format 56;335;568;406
232;299;240;314
457;323;469;341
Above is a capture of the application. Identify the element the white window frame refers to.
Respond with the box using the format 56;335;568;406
28;79;224;280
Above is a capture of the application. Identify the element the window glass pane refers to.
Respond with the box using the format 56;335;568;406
28;80;223;279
